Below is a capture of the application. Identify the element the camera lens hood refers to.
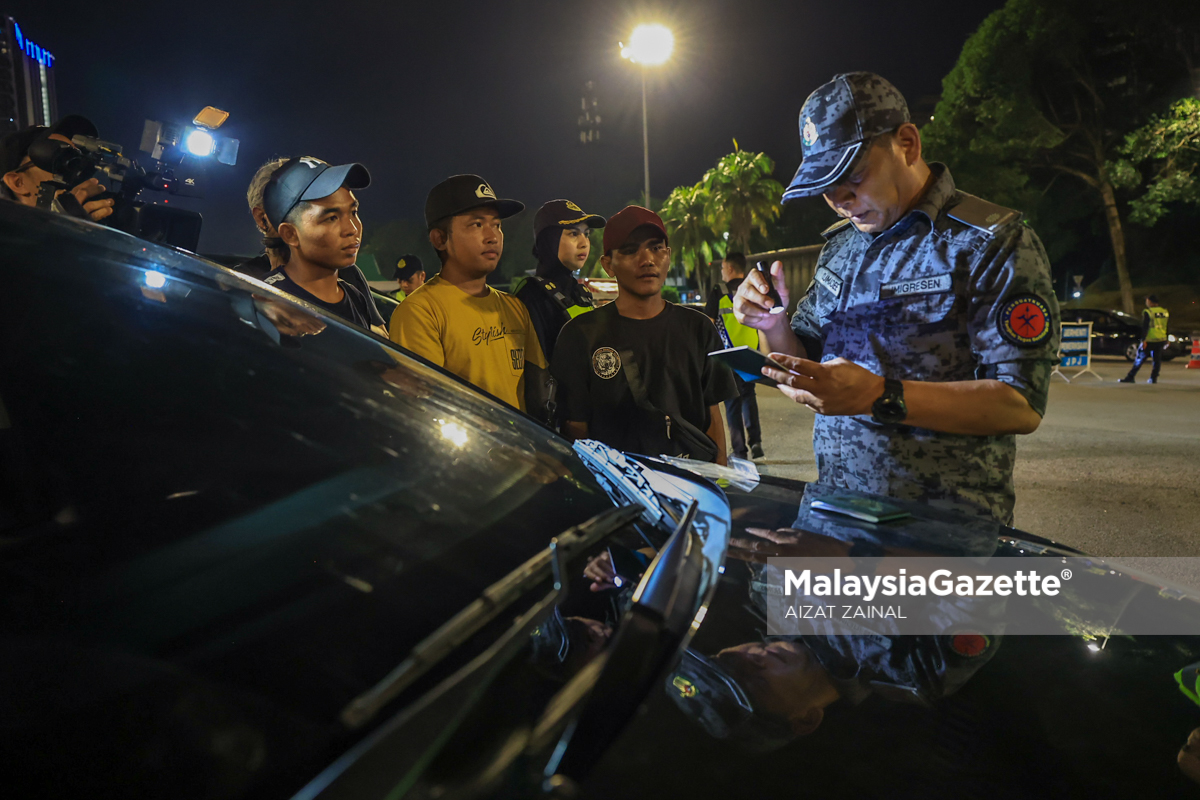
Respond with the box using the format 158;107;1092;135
28;136;95;185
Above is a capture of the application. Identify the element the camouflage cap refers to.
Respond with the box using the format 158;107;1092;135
782;72;910;202
665;649;797;752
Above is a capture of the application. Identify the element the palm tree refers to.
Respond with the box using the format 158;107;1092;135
704;147;785;255
660;182;722;297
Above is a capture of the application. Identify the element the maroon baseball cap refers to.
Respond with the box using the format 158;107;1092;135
603;205;668;254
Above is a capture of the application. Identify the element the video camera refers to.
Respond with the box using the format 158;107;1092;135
28;106;239;252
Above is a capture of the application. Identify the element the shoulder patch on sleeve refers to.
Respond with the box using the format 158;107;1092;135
946;193;1021;236
998;294;1053;348
950;632;991;658
821;218;853;239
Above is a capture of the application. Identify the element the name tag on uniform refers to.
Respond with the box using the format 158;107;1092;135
879;272;952;300
814;266;843;297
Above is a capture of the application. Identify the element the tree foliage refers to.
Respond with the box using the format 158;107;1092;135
702;148;785;255
660;145;784;296
660;182;721;295
922;0;1200;313
1111;98;1200;226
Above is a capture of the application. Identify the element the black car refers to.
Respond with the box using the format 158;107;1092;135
1062;307;1188;361
5;202;1200;799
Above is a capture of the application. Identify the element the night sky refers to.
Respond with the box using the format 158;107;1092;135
21;0;1006;257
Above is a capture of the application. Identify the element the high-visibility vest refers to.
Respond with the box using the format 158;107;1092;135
718;293;760;349
1146;306;1170;343
513;276;594;321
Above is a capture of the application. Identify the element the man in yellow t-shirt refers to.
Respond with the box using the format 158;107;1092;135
391;174;548;413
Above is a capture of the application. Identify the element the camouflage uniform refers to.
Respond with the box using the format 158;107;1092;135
782;72;1060;525
790;166;1059;523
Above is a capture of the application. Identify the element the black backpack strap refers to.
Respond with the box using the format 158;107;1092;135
527;275;574;324
619;349;718;462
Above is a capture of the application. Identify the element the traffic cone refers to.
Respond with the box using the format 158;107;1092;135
1187;332;1200;370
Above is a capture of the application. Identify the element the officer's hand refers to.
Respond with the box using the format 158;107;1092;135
732;260;789;331
731;527;851;560
1179;728;1200;784
762;354;886;416
69;178;114;222
584;552;619;592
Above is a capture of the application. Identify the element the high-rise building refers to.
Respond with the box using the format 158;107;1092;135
0;15;57;134
578;81;601;145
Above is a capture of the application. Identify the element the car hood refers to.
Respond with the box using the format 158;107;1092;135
582;464;1200;799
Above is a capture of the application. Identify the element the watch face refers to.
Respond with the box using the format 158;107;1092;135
872;392;907;424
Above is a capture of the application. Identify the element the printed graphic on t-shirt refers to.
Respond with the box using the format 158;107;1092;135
592;347;621;379
473;324;517;346
510;346;525;371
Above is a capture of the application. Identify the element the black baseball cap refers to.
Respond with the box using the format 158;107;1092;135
666;649;797;752
783;72;910;201
533;199;606;237
424;174;523;229
0;114;98;174
263;156;371;228
392;253;425;282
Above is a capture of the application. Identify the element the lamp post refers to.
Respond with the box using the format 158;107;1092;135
621;24;674;208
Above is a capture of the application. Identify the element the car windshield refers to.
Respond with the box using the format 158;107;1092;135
0;206;616;795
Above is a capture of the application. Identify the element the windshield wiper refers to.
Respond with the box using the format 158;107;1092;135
537;499;705;780
573;439;668;529
339;503;644;730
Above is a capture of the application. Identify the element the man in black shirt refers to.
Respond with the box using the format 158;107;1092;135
551;206;738;463
515;199;606;361
236;157;386;332
259;157;384;333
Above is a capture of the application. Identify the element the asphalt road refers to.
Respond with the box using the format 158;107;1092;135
744;354;1200;558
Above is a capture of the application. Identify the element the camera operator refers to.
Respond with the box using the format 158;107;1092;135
236;157;386;333
0;116;114;222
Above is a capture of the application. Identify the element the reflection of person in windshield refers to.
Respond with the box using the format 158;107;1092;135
529;606;612;682
666;525;1001;751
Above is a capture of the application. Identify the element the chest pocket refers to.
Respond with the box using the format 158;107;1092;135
505;331;527;375
833;276;968;380
877;289;958;331
879;288;969;379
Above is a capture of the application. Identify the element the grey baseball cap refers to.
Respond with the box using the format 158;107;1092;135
782;72;911;202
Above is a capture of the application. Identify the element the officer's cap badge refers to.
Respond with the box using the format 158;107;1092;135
802;116;820;148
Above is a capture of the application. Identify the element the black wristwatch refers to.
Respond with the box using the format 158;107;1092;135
871;378;907;424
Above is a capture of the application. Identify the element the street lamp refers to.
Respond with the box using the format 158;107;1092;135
621;24;674;208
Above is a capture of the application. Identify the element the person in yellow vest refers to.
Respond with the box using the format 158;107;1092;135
705;252;765;460
1120;294;1170;384
390;253;426;302
390;174;547;414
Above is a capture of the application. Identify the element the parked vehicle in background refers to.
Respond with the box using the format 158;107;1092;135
1061;307;1188;361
